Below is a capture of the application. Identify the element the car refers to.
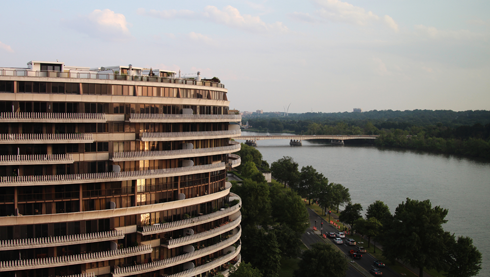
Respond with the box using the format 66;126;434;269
328;232;336;238
349;249;362;259
370;267;383;275
333;238;343;244
357;246;367;253
336;232;345;238
345;238;356;246
373;260;385;268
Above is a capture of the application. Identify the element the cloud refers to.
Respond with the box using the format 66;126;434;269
383;15;399;32
288;12;322;24
373;57;389;76
188;32;215;45
138;6;288;34
414;25;486;40
65;9;132;42
0;41;14;53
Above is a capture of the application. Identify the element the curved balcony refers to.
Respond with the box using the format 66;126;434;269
219;253;242;277
0;245;152;272
139;194;241;236
60;274;95;277
111;144;240;162
0;230;124;251
0;133;94;144
228;154;241;168
112;229;241;277
166;247;241;277
0;162;225;187
0;186;231;226
0;112;106;123
140;130;241;142
129;113;241;123
164;215;241;249
0;154;74;166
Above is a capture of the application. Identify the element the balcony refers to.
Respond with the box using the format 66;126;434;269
112;229;241;277
0;133;94;144
129;113;241;123
0;162;225;187
60;273;95;277
228;154;241;168
163;215;241;249
140;130;241;142
0;112;106;123
0;230;124;251
0;154;74;166
111;144;240;162
0;245;152;272
139;194;242;236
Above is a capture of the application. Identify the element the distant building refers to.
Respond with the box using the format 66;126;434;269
353;108;362;113
256;110;263;114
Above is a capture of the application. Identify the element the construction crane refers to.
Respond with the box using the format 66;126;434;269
283;103;291;117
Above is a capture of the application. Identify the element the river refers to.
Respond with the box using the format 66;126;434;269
238;132;490;276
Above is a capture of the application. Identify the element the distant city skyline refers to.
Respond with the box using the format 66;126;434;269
1;0;489;113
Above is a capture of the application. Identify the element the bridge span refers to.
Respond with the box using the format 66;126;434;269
237;135;378;141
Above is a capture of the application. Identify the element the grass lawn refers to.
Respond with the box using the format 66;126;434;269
278;257;299;277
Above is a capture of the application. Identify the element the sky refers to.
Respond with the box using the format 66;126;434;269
0;0;489;113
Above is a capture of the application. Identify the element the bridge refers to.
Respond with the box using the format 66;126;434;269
237;135;378;146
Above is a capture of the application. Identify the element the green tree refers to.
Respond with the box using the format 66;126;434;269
231;179;271;227
270;188;309;236
317;178;334;216
298;165;322;205
445;236;482;277
331;183;351;213
241;226;281;277
339;203;363;231
294;243;348;277
382;198;449;277
270;156;300;188
356;217;382;252
366;200;391;224
273;224;302;258
229;262;263;277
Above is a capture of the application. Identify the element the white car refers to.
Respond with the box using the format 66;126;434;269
336;232;345;238
333;238;343;244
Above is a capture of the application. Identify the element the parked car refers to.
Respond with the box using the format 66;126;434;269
349;249;362;259
370;267;383;275
328;232;336;238
373;260;385;268
345;238;356;246
336;232;345;238
357;246;367;253
333;238;343;244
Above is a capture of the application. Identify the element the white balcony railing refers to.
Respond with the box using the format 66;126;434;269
228;154;241;168
0;133;94;143
164;215;241;248
111;144;240;161
140;194;242;236
0;154;74;165
60;273;95;277
0;245;152;272
0;112;106;122
0;230;124;251
129;113;241;122
140;130;241;141
0;162;225;187
113;229;241;277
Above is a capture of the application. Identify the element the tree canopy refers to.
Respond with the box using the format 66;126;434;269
270;156;300;188
294;243;348;277
339;203;363;231
445;236;482;277
229;262;263;277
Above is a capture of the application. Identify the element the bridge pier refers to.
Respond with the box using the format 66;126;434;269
245;140;257;147
290;139;302;146
331;139;344;145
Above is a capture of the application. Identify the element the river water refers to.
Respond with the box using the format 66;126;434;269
238;132;490;276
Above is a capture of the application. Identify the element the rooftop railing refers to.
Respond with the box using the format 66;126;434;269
164;215;241;248
0;69;225;88
0;245;152;272
111;144;240;161
0;230;124;251
129;113;241;122
0;133;94;143
140;194;241;236
113;229;241;277
0;162;225;187
0;112;106;122
0;154;74;165
141;130;241;140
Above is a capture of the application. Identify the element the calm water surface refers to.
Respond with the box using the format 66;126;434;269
238;132;490;276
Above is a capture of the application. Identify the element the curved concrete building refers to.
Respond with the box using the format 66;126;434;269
0;61;242;277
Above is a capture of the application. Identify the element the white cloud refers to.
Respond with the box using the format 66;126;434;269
138;6;288;34
188;32;215;45
373;57;389;76
288;12;322;24
0;41;14;53
415;25;486;40
384;15;399;32
66;9;132;42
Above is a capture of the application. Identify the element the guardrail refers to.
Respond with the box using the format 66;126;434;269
130;114;241;121
228;154;241;168
0;69;225;88
0;230;123;251
112;144;240;161
0;112;106;122
0;154;73;164
0;133;93;142
60;273;95;277
141;130;241;140
0;245;152;271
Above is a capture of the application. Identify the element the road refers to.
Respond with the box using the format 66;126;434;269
302;208;402;277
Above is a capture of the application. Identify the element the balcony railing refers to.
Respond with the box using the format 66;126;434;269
140;130;241;141
0;133;94;144
0;112;106;122
113;229;241;277
228;154;241;168
0;163;225;187
0;154;74;165
0;69;225;88
164;215;241;249
129;113;241;122
111;144;241;162
60;273;95;277
0;230;124;251
0;245;152;272
140;194;241;236
166;246;241;277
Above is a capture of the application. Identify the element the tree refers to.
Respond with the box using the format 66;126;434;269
273;224;302;258
241;226;281;277
366;200;391;224
231;179;271;227
445;236;482;277
229;262;263;277
317;178;334;216
270;156;300;188
294;243;348;277
270;188;309;236
298;165;322;205
331;183;351;213
339;203;363;231
356;217;382;252
382;198;449;277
